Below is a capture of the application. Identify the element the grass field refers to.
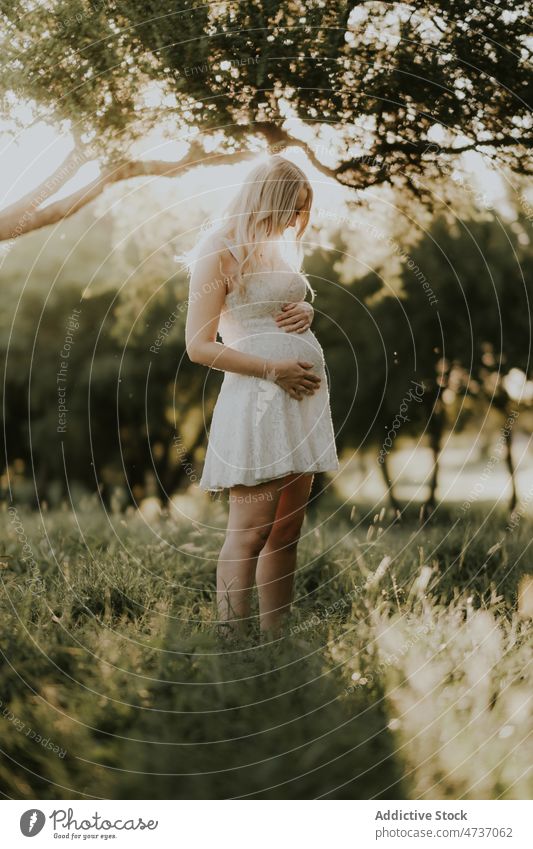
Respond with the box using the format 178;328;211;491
1;495;532;800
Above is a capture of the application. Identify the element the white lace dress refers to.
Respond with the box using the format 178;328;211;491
199;251;339;491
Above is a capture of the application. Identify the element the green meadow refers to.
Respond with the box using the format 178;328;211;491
1;498;531;800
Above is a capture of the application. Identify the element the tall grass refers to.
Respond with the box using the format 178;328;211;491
0;499;531;799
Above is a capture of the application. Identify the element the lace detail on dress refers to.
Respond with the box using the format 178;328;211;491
199;243;339;491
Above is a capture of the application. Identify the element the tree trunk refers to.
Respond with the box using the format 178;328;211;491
502;412;518;513
378;452;401;515
424;396;445;513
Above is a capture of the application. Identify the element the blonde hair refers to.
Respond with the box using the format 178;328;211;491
180;155;315;300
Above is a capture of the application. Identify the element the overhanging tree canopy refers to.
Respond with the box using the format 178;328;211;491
0;0;531;241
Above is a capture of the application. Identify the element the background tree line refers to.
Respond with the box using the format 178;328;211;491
2;208;531;515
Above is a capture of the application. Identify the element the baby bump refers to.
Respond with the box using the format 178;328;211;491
228;325;325;375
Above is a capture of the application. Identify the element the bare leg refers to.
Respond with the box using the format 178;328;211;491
256;473;314;636
216;478;282;636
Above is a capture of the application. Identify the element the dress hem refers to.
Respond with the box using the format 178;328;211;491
199;463;339;493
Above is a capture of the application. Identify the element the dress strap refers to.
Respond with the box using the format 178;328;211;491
221;236;239;261
219;236;239;297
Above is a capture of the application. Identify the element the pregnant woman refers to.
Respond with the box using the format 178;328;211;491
184;155;338;639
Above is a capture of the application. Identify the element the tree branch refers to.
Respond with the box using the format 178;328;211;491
0;145;91;222
255;122;530;190
0;142;257;242
255;122;340;181
0;124;529;244
335;136;530;176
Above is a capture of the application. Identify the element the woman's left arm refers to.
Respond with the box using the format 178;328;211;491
275;301;314;334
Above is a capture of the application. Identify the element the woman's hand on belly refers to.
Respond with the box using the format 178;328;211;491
274;301;314;334
269;358;321;401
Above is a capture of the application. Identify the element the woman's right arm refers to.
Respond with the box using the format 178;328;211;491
185;249;321;399
185;250;274;379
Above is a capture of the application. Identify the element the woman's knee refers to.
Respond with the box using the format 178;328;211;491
226;523;272;556
267;519;302;551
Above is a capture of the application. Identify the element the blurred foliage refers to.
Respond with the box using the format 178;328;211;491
1;208;532;509
0;0;530;212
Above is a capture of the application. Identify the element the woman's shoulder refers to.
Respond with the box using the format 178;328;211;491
205;232;239;294
204;230;235;260
216;230;235;248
